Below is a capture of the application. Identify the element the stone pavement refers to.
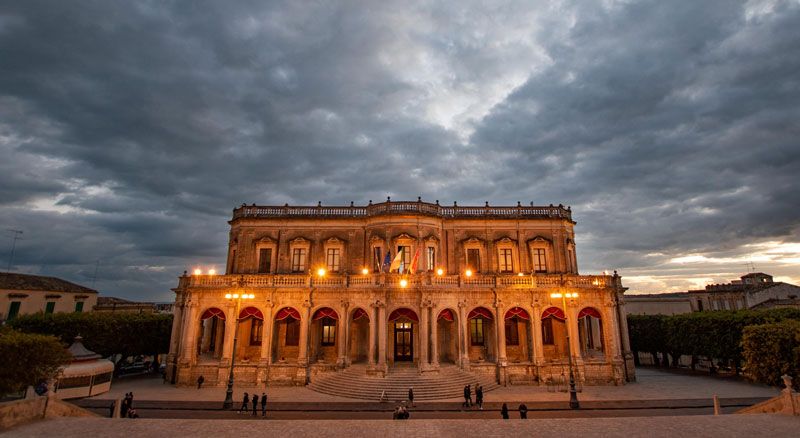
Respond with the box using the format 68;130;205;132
4;415;800;437
92;367;779;403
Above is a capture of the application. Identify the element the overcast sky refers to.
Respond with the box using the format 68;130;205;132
1;0;799;302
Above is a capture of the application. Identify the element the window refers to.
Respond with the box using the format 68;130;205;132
499;248;514;273
321;317;336;346
249;319;263;346
532;248;547;273
326;248;341;273
505;318;519;346
45;301;56;314
285;318;300;346
426;247;435;271
74;301;84;313
467;249;481;272
258;248;272;273
542;318;554;345
397;246;411;270
291;248;307;273
7;301;21;320
470;318;485;345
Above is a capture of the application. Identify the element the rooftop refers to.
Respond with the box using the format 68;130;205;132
0;272;97;294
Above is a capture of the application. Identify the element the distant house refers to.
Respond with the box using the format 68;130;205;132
93;296;156;313
0;272;98;322
626;273;800;315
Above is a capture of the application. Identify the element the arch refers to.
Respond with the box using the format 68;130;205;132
271;306;301;363
541;306;568;361
541;306;565;320
578;307;602;319
388;308;418;322
238;306;263;320
348;307;370;364
274;307;301;321
200;307;226;320
435;308;459;364
351;307;369;321
437;309;454;321
467;307;493;320
578;306;604;358
313;307;339;320
505;307;530;320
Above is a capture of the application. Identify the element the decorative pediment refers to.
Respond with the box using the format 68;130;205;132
494;236;517;244
393;232;416;241
257;236;276;244
368;235;385;244
289;236;310;245
461;236;485;245
527;235;552;245
326;236;344;244
423;234;439;243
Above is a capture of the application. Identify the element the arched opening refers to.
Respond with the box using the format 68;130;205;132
349;308;370;364
310;307;339;364
197;308;225;361
578;307;604;359
467;307;495;363
436;309;458;364
504;307;532;363
388;308;418;363
272;307;301;363
236;307;264;363
541;307;568;361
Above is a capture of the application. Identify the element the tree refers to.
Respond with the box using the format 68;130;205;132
0;328;71;395
742;320;800;388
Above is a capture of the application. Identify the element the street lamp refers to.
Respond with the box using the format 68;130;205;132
222;291;255;409
550;291;580;409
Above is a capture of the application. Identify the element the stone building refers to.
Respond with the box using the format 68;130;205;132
1;273;97;323
167;200;635;389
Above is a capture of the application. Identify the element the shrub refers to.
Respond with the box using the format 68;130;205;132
0;328;71;395
742;320;800;388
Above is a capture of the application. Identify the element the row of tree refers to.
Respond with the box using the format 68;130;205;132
627;308;800;386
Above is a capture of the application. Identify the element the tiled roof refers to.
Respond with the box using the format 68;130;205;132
0;272;97;294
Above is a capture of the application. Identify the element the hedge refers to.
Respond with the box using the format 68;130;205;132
0;328;71;395
742;320;800;388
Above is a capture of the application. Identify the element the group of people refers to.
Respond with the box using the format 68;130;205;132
462;383;484;409
117;392;138;418
392;404;411;419
500;403;528;419
239;392;268;417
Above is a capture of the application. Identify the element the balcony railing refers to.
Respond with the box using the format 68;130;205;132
232;201;572;221
179;273;617;290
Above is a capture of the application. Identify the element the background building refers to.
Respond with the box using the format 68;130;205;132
0;273;97;323
167;200;634;389
93;296;156;313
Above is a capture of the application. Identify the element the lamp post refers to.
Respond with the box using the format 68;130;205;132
550;290;580;409
222;291;255;409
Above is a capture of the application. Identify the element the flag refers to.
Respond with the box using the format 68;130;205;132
389;248;404;272
409;247;421;273
381;251;392;273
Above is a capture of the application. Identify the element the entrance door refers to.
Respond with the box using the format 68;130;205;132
394;321;413;361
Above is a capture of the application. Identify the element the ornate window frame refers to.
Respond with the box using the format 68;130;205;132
527;236;554;274
289;237;311;273
255;236;277;274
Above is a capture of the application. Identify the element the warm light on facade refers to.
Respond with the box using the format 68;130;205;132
317;268;326;277
399;279;408;288
550;292;579;299
208;268;216;275
362;268;369;275
518;272;524;276
465;269;472;277
193;268;202;275
436;268;444;276
232;293;239;299
225;293;232;299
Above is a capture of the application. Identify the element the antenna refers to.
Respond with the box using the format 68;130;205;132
5;229;23;272
91;259;100;288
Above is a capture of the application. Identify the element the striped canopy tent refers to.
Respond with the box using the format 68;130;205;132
352;308;369;321
274;307;301;321
542;306;565;320
313;307;339;320
504;307;530;320
578;307;602;319
200;308;225;320
467;307;493;320
388;308;418;322
437;309;454;321
238;307;264;320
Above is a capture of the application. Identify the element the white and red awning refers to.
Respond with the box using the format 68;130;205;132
437;309;454;321
352;308;369;321
239;306;264;320
274;307;301;321
388;308;418;322
200;308;225;320
578;307;602;319
313;307;339;320
505;307;530;320
467;307;493;320
542;306;565;320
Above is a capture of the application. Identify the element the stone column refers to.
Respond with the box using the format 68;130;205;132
419;305;429;368
297;308;310;366
180;302;198;363
220;303;237;363
260;304;274;363
566;302;581;359
336;314;347;368
605;303;622;358
532;305;544;365
458;302;470;368
377;304;387;368
495;305;507;364
368;305;377;365
168;301;184;360
430;310;439;367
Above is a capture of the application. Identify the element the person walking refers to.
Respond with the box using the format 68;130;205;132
408;387;415;407
260;392;267;417
251;393;258;416
196;375;204;389
501;403;509;419
120;396;129;418
519;403;528;419
475;384;483;410
463;384;472;408
239;392;249;413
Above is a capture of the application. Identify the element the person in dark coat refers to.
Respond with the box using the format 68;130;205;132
239;392;249;413
261;393;267;417
475;384;483;410
501;403;509;419
109;401;115;418
463;385;472;408
120;396;129;418
519;403;528;419
197;375;204;389
252;393;258;416
408;387;415;407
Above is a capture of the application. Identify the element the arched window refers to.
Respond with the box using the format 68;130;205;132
468;307;493;346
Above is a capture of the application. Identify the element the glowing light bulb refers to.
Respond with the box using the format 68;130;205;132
436;268;444;276
362;268;369;275
193;268;202;275
208;268;216;275
465;269;473;277
399;279;408;288
317;268;326;277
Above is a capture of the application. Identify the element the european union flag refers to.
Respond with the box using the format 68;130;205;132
382;251;392;273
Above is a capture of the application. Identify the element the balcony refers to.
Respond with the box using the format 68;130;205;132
179;272;617;290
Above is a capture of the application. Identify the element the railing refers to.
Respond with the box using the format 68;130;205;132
184;273;616;290
232;201;572;221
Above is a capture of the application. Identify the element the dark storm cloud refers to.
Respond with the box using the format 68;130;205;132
1;0;799;299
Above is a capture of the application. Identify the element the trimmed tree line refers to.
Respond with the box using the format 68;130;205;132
628;308;800;387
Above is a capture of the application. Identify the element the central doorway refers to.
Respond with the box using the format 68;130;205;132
394;321;413;361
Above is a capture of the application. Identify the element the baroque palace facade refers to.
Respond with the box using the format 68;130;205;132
167;200;635;387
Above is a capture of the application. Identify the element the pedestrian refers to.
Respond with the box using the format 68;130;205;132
121;395;129;418
128;392;134;408
109;401;115;418
261;392;267;417
519;403;528;419
239;392;249;413
252;393;258;416
475;384;483;410
392;406;400;420
197;375;204;389
501;403;509;419
408;387;415;407
463;384;471;408
128;408;139;419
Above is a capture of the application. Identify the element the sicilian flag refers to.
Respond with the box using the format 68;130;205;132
381;251;392;273
389;248;404;273
408;247;421;273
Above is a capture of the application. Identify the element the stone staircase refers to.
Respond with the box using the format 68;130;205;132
308;364;499;401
